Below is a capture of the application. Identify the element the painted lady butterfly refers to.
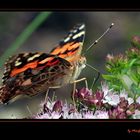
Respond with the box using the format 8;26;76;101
0;24;86;104
0;23;114;104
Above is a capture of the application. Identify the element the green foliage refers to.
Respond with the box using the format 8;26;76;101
103;36;140;99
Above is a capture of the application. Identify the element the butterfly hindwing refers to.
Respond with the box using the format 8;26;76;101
2;53;71;83
1;53;72;103
2;52;42;84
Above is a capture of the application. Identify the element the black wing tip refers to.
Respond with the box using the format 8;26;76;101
73;23;85;30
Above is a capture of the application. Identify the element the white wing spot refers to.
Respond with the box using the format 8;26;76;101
79;24;85;30
64;37;70;43
23;53;29;57
15;61;22;66
73;30;77;33
72;31;85;39
17;57;21;61
69;34;72;37
27;54;40;61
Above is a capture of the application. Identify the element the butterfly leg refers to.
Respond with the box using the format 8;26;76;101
44;86;61;102
72;77;88;108
44;88;50;102
86;63;100;89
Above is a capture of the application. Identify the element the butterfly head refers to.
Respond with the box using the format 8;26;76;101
78;56;86;69
70;56;86;82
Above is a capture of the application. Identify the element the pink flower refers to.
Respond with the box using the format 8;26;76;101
30;83;140;119
74;88;92;99
103;93;120;106
108;107;127;119
93;110;109;119
120;90;128;99
132;110;140;119
136;97;140;104
82;111;95;119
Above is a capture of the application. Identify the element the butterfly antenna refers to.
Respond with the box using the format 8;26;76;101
84;23;114;55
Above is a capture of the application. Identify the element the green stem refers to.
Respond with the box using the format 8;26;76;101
0;12;52;68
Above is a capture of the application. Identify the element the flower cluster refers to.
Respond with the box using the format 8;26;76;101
29;36;140;119
103;36;140;98
31;83;140;119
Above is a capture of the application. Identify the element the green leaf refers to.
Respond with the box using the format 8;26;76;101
128;58;137;68
127;71;139;85
111;85;122;91
131;84;140;95
102;74;117;80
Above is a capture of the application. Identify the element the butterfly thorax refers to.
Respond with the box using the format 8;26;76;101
69;56;86;83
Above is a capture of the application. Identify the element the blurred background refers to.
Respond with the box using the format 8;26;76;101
0;12;139;118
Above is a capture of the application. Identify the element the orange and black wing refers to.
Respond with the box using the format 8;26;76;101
2;52;71;84
2;52;42;84
50;24;85;61
0;53;71;103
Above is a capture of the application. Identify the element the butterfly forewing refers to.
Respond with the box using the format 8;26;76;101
50;24;85;60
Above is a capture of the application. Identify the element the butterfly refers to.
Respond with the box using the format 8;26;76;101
0;24;87;104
